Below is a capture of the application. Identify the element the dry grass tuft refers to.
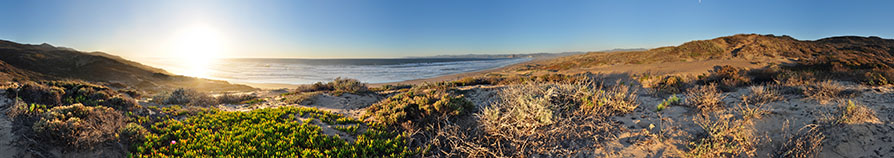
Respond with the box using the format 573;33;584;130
468;82;635;157
776;124;825;158
835;100;879;124
685;83;725;112
803;80;845;104
747;85;783;104
687;112;758;157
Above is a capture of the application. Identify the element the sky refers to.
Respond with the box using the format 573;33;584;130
1;0;893;59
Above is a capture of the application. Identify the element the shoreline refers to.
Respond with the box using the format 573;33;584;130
238;56;556;89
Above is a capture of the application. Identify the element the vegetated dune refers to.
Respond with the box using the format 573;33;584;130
0;40;255;92
527;34;893;76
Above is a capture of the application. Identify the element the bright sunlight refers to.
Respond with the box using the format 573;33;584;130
165;24;228;78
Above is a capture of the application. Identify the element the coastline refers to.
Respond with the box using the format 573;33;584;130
238;56;557;89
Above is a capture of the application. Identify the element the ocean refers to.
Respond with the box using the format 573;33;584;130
140;58;531;85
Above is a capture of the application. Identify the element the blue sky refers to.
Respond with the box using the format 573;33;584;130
1;0;892;58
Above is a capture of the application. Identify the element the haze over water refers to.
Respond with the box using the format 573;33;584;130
141;58;531;85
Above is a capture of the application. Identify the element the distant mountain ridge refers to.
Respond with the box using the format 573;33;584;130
0;40;255;92
536;34;894;71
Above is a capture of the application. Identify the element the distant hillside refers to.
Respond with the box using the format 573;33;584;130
535;34;894;71
0;40;255;92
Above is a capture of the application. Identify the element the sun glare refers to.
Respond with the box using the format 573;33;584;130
166;25;227;78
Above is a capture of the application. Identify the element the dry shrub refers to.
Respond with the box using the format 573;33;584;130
294;77;369;95
835;100;879;124
687;112;757;157
776;124;825;158
685;83;725;112
32;104;125;148
704;65;751;91
803;80;845;104
281;91;322;104
637;74;687;94
747;85;782;104
472;83;635;156
736;97;768;121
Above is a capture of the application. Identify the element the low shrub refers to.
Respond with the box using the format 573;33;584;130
685;83;725;112
216;92;259;105
776;124;825;158
702;65;751;91
835;100;879;124
747;85;782;104
152;88;216;106
687;112;757;157
803;80;845;104
133;107;416;157
365;89;473;129
6;82;64;106
32;104;125;148
637;74;687;94
292;77;369;95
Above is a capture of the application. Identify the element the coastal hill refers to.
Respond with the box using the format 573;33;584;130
0;40;255;92
534;34;894;72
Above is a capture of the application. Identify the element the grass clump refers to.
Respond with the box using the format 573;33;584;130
685;83;725;112
133;106;416;157
32;103;125;148
687;112;757;157
835;100;879;124
803;80;845;104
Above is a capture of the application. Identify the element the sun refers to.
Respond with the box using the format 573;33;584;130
166;25;227;78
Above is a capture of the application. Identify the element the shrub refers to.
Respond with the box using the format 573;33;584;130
370;84;413;92
687;112;757;157
776;124;825;158
747;85;782;104
329;77;369;95
637;74;687;94
863;71;890;86
703;65;751;91
291;77;369;95
474;83;635;156
656;95;681;112
120;122;148;143
685;83;725;112
803;80;845;104
365;89;473;129
216;92;258;105
152;88;217;106
835;100;879;124
32;104;125;148
102;96;137;110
